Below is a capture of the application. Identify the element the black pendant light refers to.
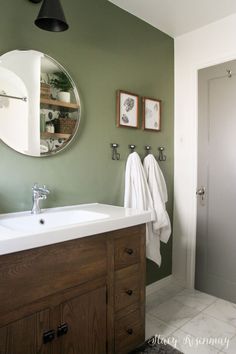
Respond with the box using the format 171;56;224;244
30;0;69;32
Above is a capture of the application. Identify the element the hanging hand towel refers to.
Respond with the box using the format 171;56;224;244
143;154;171;243
143;154;171;266
124;152;161;265
124;152;152;212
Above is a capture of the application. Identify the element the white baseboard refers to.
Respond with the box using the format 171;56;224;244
172;274;187;288
146;275;173;296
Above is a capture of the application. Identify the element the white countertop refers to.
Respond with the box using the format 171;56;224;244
0;203;152;255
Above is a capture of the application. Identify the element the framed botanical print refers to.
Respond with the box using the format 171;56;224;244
116;90;139;128
142;97;161;131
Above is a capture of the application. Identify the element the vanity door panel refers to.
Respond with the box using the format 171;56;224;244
0;309;51;354
55;285;107;354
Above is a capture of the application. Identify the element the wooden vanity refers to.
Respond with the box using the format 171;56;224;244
0;224;146;354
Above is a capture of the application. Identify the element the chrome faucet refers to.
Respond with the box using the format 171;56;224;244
31;183;50;214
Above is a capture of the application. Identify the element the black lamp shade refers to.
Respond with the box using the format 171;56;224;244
35;0;69;32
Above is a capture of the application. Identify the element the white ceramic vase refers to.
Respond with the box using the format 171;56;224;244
58;91;70;103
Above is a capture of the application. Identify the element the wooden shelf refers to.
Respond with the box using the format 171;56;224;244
40;98;79;110
41;132;71;140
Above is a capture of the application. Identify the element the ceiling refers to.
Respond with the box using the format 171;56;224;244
108;0;236;37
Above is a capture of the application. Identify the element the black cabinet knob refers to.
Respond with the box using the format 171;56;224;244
43;330;55;344
127;328;133;335
125;248;134;255
57;323;69;337
126;289;133;296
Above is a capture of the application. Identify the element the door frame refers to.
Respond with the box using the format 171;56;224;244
184;54;236;289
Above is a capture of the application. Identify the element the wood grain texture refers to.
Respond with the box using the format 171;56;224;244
114;225;145;270
40;98;79;110
0;309;51;354
115;309;143;354
0;224;146;354
58;286;106;354
114;226;146;353
139;226;146;341
0;278;106;328
115;264;140;312
106;236;115;354
0;235;106;317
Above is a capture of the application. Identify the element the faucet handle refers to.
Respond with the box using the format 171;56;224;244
43;185;50;194
32;183;39;191
43;184;49;191
32;183;49;194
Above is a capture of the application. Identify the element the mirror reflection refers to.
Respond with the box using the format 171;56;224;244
0;50;81;157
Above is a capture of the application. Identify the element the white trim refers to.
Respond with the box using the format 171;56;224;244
146;275;173;296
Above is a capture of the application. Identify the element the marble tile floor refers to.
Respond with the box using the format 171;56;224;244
146;282;236;354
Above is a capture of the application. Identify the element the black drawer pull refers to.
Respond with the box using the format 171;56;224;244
126;289;133;296
125;248;134;255
127;328;133;335
43;329;55;344
57;323;69;337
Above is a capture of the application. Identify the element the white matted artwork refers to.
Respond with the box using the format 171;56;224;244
116;90;139;128
142;97;161;131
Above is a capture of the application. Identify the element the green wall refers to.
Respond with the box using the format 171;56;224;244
0;0;174;284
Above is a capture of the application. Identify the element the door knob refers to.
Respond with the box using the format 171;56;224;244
196;187;205;200
196;187;205;195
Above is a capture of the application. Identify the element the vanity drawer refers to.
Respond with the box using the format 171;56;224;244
114;226;145;270
115;309;144;354
115;264;140;311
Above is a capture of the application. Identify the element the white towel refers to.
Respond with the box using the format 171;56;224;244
144;154;171;246
124;152;161;265
124;152;153;214
124;152;154;241
40;141;49;153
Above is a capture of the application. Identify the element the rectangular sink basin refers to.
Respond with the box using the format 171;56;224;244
0;203;152;256
0;209;109;233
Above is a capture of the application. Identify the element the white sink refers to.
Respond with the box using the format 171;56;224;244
0;209;109;232
0;203;152;256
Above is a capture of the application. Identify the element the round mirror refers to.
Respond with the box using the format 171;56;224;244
0;50;81;157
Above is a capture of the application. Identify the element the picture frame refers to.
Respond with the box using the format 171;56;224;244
142;97;161;131
116;90;139;128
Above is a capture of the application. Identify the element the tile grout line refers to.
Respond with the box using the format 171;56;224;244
218;332;236;353
146;312;180;334
146;286;236;352
146;289;236;352
148;292;218;332
172;298;236;352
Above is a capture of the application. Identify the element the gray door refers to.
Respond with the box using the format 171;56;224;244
196;60;236;302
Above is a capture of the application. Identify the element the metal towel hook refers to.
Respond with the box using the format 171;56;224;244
111;143;120;160
158;147;166;161
128;144;136;153
145;145;151;155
